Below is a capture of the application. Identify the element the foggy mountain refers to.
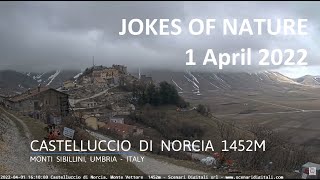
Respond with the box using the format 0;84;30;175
0;69;80;95
0;67;319;96
295;75;320;86
133;69;320;96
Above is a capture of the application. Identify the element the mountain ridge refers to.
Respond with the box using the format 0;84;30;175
0;69;81;95
0;68;319;96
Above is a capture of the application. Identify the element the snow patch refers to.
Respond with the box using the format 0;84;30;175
210;74;231;89
313;77;320;84
266;71;302;85
255;72;263;81
261;71;271;80
271;71;279;77
187;71;200;84
33;72;45;80
209;82;220;89
171;78;183;91
184;74;201;95
33;72;45;83
184;75;199;89
74;72;83;79
46;70;61;86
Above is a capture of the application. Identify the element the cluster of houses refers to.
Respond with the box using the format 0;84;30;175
62;64;127;89
71;89;143;139
78;64;127;87
1;85;69;124
1;64;320;177
0;85;144;140
79;114;143;139
0;64;147;141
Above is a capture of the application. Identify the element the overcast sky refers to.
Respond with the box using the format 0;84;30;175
0;1;319;77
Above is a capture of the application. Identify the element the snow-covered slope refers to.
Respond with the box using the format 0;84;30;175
0;69;81;95
46;70;61;86
132;69;317;95
1;67;319;96
295;75;320;86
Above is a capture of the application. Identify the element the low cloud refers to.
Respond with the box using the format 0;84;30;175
0;1;319;74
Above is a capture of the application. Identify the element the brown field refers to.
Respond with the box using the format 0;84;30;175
181;86;320;159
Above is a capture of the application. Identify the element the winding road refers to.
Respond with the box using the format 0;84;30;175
69;88;109;107
0;108;62;174
215;109;320;117
87;130;207;175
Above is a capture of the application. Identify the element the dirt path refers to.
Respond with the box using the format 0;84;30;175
224;93;303;111
212;92;311;117
0;108;62;174
69;88;109;106
87;130;207;175
215;109;320;117
3;111;31;139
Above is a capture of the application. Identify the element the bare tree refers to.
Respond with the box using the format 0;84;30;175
215;120;238;168
236;124;311;171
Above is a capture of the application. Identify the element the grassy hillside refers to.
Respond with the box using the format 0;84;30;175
0;70;37;91
1;108;144;175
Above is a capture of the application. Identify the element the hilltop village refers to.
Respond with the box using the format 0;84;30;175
0;63;227;172
0;64;214;163
0;64;315;178
62;64;151;139
1;64;155;139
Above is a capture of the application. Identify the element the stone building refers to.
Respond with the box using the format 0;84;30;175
112;64;127;74
109;116;124;124
0;94;7;105
100;122;143;139
80;65;126;86
140;75;153;84
111;103;135;116
79;100;98;108
6;86;69;125
63;80;76;89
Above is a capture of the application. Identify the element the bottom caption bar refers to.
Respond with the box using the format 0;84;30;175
0;174;285;179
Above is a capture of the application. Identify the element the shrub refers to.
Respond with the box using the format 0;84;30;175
196;104;210;116
130;81;188;107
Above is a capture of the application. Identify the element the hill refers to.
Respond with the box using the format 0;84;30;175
0;69;80;95
131;70;311;96
295;75;320;86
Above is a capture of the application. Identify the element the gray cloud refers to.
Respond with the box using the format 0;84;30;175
0;1;319;74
